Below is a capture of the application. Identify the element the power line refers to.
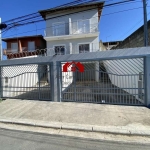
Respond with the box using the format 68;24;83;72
2;0;137;30
1;5;147;39
1;0;102;24
117;7;150;40
2;0;139;32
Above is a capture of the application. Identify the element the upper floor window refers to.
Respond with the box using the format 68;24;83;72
54;45;65;55
79;44;90;53
28;41;35;51
72;19;90;34
11;43;18;50
52;22;65;36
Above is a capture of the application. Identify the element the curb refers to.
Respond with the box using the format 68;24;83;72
0;118;150;137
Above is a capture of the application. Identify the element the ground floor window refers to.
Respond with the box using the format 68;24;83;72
79;44;90;53
54;46;65;55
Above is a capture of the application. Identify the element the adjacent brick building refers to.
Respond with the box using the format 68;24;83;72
3;35;46;59
112;20;150;49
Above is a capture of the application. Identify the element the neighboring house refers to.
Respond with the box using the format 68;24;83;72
102;41;121;50
99;40;106;51
39;1;104;55
112;20;150;50
3;35;46;59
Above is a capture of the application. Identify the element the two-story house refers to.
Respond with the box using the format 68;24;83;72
39;1;104;55
3;35;46;59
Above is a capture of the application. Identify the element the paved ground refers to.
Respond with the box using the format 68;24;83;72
0;128;150;150
0;99;149;126
0;99;150;143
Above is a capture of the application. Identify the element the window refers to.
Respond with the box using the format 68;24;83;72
11;43;18;50
72;20;90;34
52;22;65;36
28;41;35;51
54;46;65;55
79;44;90;53
78;20;90;33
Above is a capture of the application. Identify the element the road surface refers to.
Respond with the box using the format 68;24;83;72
0;128;149;150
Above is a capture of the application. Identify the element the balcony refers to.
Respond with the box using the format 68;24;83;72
44;19;99;41
3;48;47;59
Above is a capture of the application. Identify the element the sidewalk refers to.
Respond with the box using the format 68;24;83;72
0;99;150;137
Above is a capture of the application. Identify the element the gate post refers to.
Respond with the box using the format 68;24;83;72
49;62;54;101
0;66;2;99
51;61;61;102
144;56;150;107
37;65;41;100
56;61;62;102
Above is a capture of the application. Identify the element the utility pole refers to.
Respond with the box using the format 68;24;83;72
0;18;2;99
143;0;148;46
0;18;2;60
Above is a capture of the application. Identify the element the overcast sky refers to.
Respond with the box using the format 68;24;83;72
0;0;150;47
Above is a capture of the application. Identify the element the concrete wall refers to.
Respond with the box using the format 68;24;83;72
113;21;150;49
99;40;106;51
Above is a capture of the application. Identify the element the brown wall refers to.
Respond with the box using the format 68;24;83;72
6;37;46;50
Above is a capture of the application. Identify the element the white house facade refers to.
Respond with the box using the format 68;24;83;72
39;1;104;55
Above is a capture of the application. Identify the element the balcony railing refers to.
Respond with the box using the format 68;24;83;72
3;48;47;59
3;47;28;55
45;20;98;37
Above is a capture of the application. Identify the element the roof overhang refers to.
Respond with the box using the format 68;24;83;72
2;35;44;42
39;1;104;20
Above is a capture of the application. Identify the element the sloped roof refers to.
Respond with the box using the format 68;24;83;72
39;1;104;19
2;35;44;42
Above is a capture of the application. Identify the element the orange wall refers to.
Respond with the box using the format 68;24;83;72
6;37;46;50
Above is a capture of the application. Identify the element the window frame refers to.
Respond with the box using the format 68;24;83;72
52;22;66;36
28;41;35;52
11;42;18;50
78;43;91;53
53;44;66;55
76;19;90;33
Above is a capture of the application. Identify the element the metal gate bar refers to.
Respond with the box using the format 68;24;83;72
1;63;52;101
60;58;145;105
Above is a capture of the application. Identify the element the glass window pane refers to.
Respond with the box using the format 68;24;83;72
28;42;35;51
52;23;65;36
11;43;18;50
77;20;90;33
55;46;65;55
79;44;89;53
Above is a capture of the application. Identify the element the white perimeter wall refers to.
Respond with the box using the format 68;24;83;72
2;64;46;97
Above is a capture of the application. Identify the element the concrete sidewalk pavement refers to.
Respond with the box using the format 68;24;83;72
0;99;150;137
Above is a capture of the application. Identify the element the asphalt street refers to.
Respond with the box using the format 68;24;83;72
0;128;149;150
